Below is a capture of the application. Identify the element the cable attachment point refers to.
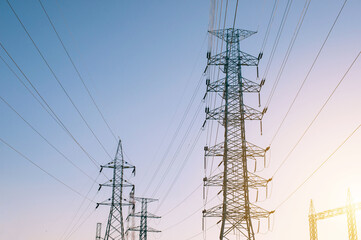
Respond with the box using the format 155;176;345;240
207;51;211;59
260;78;265;87
262;107;268;115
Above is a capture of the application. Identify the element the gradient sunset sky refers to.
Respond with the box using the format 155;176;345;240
0;0;360;240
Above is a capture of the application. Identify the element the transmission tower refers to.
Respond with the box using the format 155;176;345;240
309;190;359;240
97;140;135;240
96;223;102;240
127;197;161;240
202;28;272;240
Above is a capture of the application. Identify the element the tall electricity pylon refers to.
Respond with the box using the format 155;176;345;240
97;140;135;240
127;197;161;240
202;28;272;240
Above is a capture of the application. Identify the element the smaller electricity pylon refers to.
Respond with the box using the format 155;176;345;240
96;223;102;240
309;189;359;240
96;140;135;240
127;197;161;240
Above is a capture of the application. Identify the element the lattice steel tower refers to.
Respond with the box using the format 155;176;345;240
202;28;272;240
127;197;161;240
97;140;135;240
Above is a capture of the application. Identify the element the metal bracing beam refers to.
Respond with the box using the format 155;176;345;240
314;202;361;220
309;191;359;240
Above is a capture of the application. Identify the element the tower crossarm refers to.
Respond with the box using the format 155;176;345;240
204;142;224;157
101;161;135;171
203;204;223;218
204;171;270;189
313;202;361;220
204;172;224;187
128;212;161;219
247;172;270;189
309;192;360;240
204;141;268;158
207;51;259;66
203;203;271;220
243;105;263;120
206;104;263;122
127;227;161;233
238;51;259;66
207;77;262;94
243;78;262;93
99;183;134;188
209;28;257;42
98;201;133;207
249;204;273;220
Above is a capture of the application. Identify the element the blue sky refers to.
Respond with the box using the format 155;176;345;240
0;0;360;239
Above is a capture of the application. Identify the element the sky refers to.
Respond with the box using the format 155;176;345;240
0;0;360;240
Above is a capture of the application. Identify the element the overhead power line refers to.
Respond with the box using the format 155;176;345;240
138;32;207;188
0;43;103;173
151;0;228;213
158;166;221;220
203;0;232;208
155;127;203;212
63;208;97;240
163;194;218;232
260;0;280;53
269;0;349;145
61;182;101;240
160;182;202;216
37;0;118;141
151;100;203;198
261;0;293;81
185;224;217;240
6;0;113;161
142;73;204;196
57;174;100;240
232;0;239;30
272;51;360;177
264;0;312;109
1;49;113;227
0;137;93;202
275;123;361;210
0;95;97;183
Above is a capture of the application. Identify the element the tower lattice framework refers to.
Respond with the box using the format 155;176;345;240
203;28;272;240
97;140;135;240
309;190;359;240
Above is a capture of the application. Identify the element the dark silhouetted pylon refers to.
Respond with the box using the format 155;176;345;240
202;28;272;240
97;140;135;240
